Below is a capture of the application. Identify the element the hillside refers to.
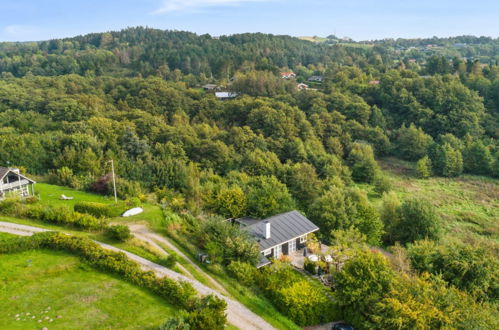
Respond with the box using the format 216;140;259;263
1;27;498;329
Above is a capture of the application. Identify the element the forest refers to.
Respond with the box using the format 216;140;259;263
0;28;498;329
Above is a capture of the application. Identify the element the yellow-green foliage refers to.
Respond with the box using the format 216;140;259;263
260;262;334;326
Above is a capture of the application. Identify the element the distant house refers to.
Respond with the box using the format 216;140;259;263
215;92;238;101
368;80;380;85
236;210;319;268
297;83;309;90
280;72;296;79
202;84;219;91
0;167;36;199
308;75;324;82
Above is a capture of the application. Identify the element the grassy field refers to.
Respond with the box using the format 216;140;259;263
374;158;499;251
0;249;176;329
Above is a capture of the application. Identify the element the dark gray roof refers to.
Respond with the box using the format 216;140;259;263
0;167;36;183
235;217;261;227
244;210;319;251
0;167;9;180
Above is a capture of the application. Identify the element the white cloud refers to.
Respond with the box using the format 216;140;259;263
153;0;271;14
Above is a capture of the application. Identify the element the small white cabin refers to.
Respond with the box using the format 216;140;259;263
0;167;36;199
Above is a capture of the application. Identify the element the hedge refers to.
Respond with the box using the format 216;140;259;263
22;204;104;230
0;232;200;311
0;199;104;230
73;199;141;218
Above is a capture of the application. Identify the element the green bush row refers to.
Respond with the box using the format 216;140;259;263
73;201;136;218
0;199;105;230
0;232;215;314
23;204;104;230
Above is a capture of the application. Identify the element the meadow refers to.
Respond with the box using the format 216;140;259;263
375;158;498;251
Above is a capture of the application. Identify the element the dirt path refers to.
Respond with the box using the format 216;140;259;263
0;221;275;330
132;231;196;280
129;224;229;295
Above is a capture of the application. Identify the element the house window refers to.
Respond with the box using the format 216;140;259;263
299;235;307;243
274;245;282;258
289;240;296;253
263;249;271;256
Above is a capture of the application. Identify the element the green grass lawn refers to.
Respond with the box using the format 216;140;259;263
0;249;176;329
376;158;499;249
35;183;114;207
35;183;166;228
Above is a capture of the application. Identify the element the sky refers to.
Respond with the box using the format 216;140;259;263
0;0;498;42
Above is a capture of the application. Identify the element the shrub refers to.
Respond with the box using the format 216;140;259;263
373;174;392;194
304;259;318;275
393;198;440;244
20;204;104;230
25;196;39;204
0;198;22;215
227;261;258;286
158;316;190;330
260;262;333;326
74;201;110;217
47;166;81;189
197;217;260;266
159;252;179;268
74;201;134;218
105;225;132;241
184;295;227;330
416;156;432;178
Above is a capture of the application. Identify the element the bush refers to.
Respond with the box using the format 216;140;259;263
393;198;440;245
304;259;318;275
21;204;104;230
260;261;334;326
47;166;81;189
74;201;134;218
416;156;432;178
227;261;258;286
373;174;392;194
74;201;111;217
105;225;132;241
184;295;227;330
197;217;260;266
159;252;179;268
0;198;22;214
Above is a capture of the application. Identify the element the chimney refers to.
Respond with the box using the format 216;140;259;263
264;221;271;239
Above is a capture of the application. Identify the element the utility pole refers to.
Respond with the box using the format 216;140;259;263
110;159;118;203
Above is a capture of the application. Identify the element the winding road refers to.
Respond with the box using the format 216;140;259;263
0;221;275;330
